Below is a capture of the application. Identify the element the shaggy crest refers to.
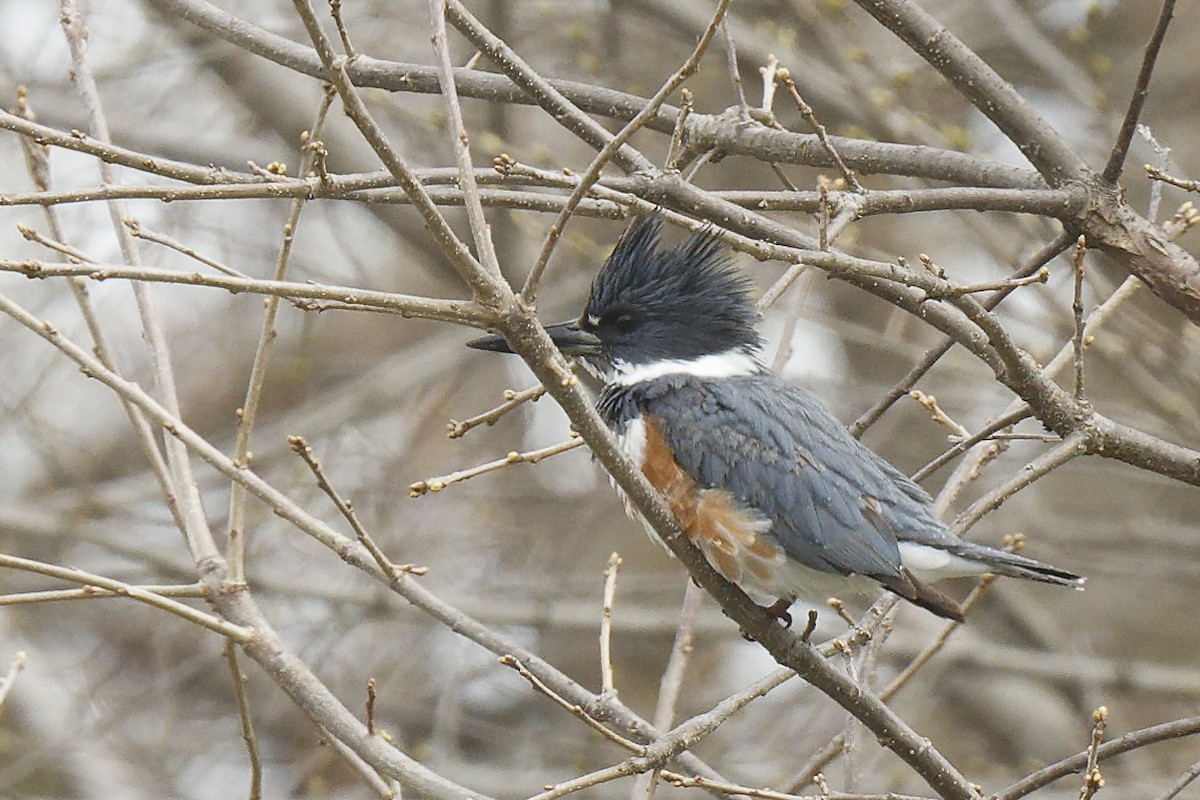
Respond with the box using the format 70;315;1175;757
583;217;761;365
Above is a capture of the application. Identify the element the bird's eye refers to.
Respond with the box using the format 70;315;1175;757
609;312;635;333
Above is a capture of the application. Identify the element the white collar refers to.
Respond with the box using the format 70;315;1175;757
611;348;763;387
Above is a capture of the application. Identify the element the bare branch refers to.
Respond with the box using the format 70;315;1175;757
0;552;253;641
952;430;1090;535
290;435;428;577
850;0;1089;185
228;87;335;583
1079;707;1109;800
600;552;622;698
0;583;205;605
1102;0;1177;183
997;715;1200;800
1153;758;1200;800
408;437;584;497
665;88;694;171
150;0;1045;188
290;0;498;302
518;0;731;303
1071;235;1088;400
448;384;546;439
428;0;504;282
0;260;490;325
223;641;263;800
0;651;28;717
1146;165;1200;193
499;654;645;754
328;0;357;58
443;0;650;174
776;67;863;193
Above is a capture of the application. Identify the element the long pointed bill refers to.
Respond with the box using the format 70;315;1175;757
467;320;603;357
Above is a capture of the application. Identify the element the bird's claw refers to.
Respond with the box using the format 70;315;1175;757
764;599;794;628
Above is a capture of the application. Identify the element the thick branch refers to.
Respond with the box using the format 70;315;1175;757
850;0;1090;186
148;0;1043;189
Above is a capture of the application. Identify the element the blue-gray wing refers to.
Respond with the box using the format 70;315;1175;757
640;373;939;580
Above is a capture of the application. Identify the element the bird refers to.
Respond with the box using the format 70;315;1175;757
468;216;1084;622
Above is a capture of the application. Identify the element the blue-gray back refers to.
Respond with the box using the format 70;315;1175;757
629;373;950;580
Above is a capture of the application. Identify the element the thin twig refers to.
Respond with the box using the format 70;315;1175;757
633;580;705;800
998;716;1200;800
292;0;496;300
448;384;546;439
123;218;247;277
786;574;993;794
16;223;92;263
0;552;253;642
1145;165;1200;193
10;91;186;536
600;552;622;698
224;640;263;800
777;67;863;193
818;179;831;251
229;86;336;583
527;665;797;800
661;773;932;800
428;0;504;281
61;0;220;564
850;0;1088;185
720;18;749;115
328;0;357;58
920;268;1049;300
0;651;28;716
366;678;378;735
289;435;429;576
1079;707;1109;800
757;262;808;314
408;437;584;496
849;232;1072;438
952;430;1089;535
1153;757;1200;800
760;54;781;114
321;729;398;799
665;89;694;171
1101;0;1177;183
908;390;969;438
683;148;721;182
0;259;489;325
499;654;645;753
518;0;732;303
0;583;205;605
879;577;994;702
771;267;814;372
1071;235;1087;401
911;407;1034;482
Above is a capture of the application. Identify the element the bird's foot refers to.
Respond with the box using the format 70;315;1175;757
764;599;794;628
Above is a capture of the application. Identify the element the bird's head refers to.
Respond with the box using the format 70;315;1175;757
469;216;763;383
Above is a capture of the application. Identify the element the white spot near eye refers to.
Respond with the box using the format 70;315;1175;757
587;315;600;327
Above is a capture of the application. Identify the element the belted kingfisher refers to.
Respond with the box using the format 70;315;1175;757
469;217;1084;621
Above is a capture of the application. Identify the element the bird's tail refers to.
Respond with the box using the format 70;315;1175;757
946;541;1085;588
879;567;966;622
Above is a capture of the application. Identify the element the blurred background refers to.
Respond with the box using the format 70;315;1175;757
1;1;1199;798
